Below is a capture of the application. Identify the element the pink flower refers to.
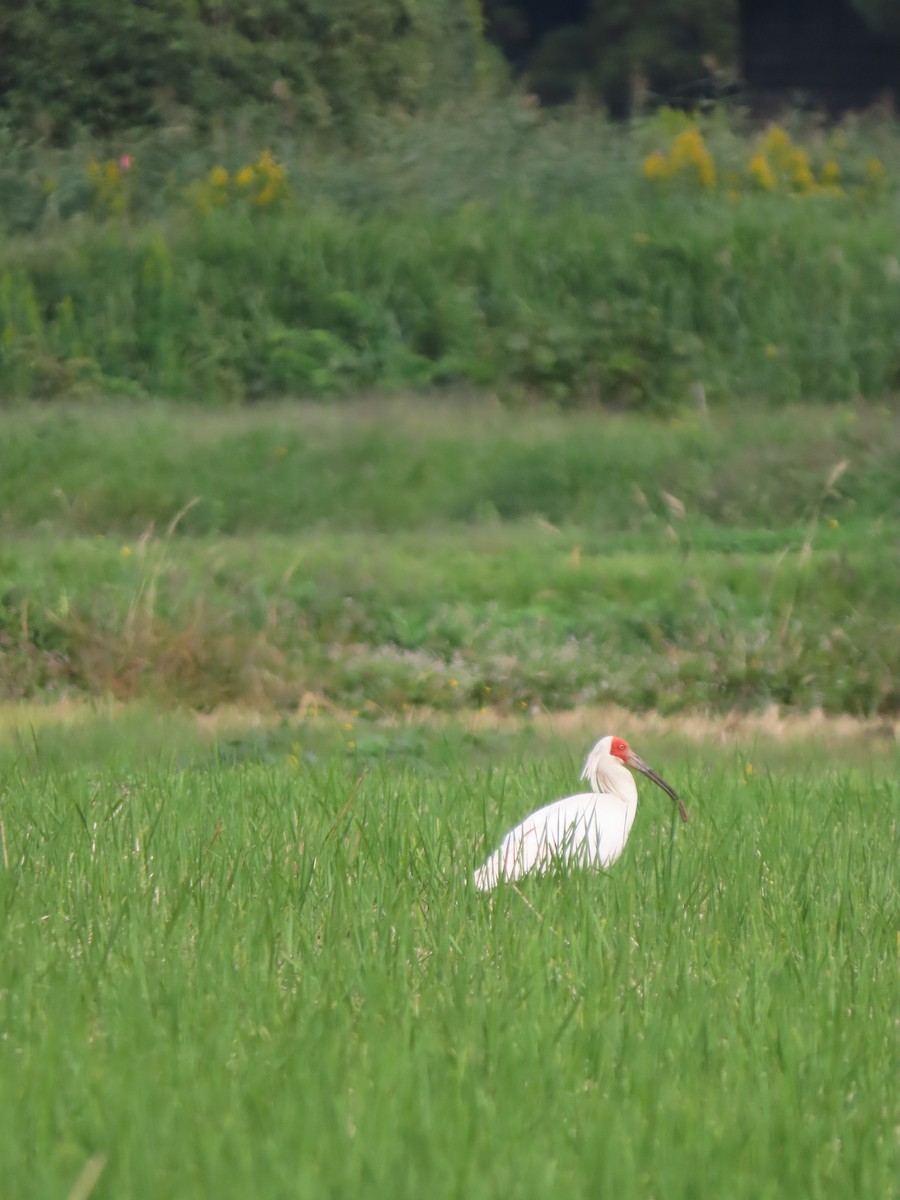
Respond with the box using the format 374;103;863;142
118;154;132;170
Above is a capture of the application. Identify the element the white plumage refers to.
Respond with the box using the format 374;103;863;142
474;734;687;891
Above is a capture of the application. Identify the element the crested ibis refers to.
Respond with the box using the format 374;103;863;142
474;735;687;891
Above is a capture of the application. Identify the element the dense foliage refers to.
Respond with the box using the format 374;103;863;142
3;1;897;142
0;109;896;408
851;0;900;37
498;0;738;111
0;0;490;141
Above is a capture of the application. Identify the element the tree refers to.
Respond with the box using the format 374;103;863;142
487;0;738;112
0;0;494;141
850;0;900;38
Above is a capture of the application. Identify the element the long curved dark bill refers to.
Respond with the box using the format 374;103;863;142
627;752;688;822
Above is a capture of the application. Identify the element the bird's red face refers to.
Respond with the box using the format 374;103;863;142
608;735;688;822
609;736;630;762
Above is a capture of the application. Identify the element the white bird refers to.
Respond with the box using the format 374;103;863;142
474;735;688;891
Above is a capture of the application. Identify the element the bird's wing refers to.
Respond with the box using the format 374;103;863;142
474;793;629;890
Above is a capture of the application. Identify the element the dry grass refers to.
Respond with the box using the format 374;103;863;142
3;697;895;751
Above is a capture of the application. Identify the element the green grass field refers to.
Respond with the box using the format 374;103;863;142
0;709;896;1198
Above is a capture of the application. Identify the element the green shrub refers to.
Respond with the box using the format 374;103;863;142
1;193;897;407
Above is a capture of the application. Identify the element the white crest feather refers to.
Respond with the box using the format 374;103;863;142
580;735;615;792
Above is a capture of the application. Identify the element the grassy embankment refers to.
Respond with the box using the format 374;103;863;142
2;401;897;715
1;107;897;405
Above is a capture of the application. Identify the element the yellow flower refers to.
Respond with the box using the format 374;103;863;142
644;128;716;189
787;148;814;193
449;679;458;688
256;149;286;182
820;159;841;185
229;151;287;207
669;127;717;188
287;753;299;767
748;152;775;191
697;154;717;189
670;127;703;167
762;125;793;169
763;125;790;150
865;157;885;182
765;344;779;358
121;546;132;557
642;151;671;181
827;518;840;528
209;166;229;187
